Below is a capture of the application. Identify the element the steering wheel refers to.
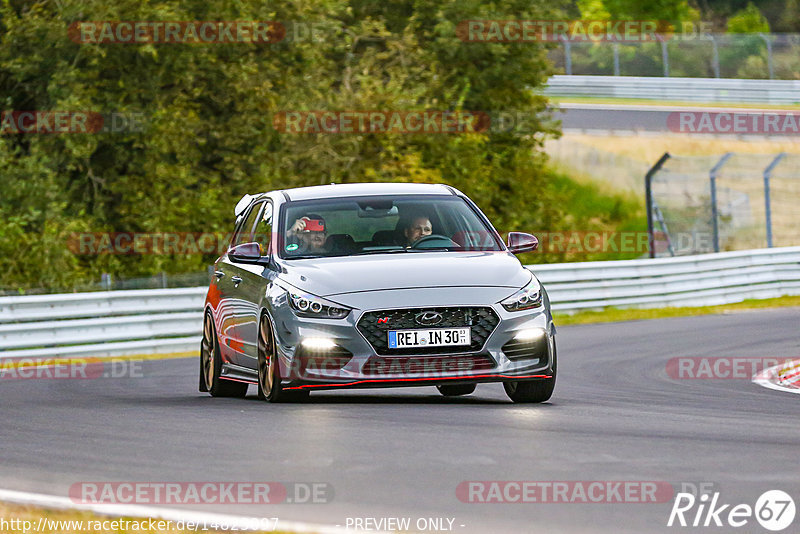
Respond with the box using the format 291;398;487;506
410;234;459;249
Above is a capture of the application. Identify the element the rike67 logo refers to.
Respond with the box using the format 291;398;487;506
668;490;795;531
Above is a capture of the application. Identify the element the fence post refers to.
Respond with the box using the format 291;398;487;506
763;153;785;248
101;273;112;291
645;152;671;258
709;153;733;253
709;35;720;78
659;35;669;77
613;43;620;75
562;37;572;75
759;33;774;79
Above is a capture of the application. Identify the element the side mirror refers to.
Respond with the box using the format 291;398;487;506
507;232;538;254
229;242;270;265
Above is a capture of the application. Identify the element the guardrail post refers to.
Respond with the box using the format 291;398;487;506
709;153;733;253
562;37;572;75
613;43;620;76
763;153;785;248
645;152;671;258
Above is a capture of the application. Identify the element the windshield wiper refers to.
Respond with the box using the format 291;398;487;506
350;248;409;256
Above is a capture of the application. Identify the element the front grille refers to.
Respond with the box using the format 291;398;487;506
362;354;496;375
501;337;548;362
357;307;499;355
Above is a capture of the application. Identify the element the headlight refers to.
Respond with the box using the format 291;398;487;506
501;278;543;312
288;292;351;319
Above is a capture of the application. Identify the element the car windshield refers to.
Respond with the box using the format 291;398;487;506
279;195;504;259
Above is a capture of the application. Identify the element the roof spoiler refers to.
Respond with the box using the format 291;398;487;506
234;194;254;217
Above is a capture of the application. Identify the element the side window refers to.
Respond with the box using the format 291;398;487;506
253;202;273;255
231;201;264;248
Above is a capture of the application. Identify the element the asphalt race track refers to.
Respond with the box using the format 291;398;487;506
1;307;799;533
553;103;797;136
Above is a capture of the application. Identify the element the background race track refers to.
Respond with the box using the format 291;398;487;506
1;308;798;533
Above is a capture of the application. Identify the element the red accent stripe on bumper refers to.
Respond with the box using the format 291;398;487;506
285;373;552;390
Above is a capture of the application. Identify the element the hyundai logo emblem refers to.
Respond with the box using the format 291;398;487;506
415;311;443;326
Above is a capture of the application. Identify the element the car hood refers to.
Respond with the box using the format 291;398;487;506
278;251;530;298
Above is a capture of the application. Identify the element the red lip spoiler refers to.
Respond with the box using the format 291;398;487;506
285;373;552;390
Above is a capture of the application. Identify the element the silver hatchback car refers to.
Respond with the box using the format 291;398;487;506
200;183;556;403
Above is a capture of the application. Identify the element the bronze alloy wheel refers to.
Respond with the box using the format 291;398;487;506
200;311;248;398
257;314;277;400
201;313;215;391
258;313;309;403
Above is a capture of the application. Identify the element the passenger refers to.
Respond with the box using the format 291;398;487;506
286;214;328;253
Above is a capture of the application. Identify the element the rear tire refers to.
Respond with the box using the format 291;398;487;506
201;311;248;398
504;337;557;403
257;314;309;403
437;383;476;396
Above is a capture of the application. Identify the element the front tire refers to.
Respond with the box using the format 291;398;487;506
201;311;248;398
437;383;476;396
257;314;308;403
504;337;557;403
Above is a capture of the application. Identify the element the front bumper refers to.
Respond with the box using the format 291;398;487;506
269;292;555;391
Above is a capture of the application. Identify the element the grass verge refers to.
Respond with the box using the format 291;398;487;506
554;295;800;325
516;166;648;265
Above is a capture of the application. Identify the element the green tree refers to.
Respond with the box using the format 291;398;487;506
726;2;770;32
0;0;566;292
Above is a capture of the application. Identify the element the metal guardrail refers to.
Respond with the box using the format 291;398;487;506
0;288;207;359
533;246;800;311
543;75;800;104
1;247;799;359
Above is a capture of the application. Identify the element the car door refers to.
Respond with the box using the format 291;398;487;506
217;200;265;367
228;200;277;370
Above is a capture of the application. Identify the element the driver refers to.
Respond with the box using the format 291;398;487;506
403;214;433;246
286;214;328;253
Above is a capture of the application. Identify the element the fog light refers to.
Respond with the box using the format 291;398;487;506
514;327;546;341
300;337;337;350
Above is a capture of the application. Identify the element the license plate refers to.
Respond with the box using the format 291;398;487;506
387;327;471;348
